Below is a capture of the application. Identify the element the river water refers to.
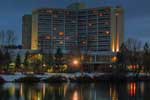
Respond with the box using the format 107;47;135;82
0;82;150;100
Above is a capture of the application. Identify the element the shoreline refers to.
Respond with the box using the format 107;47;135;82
0;73;150;83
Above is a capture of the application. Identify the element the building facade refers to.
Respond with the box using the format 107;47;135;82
22;3;124;69
22;15;32;49
30;4;123;53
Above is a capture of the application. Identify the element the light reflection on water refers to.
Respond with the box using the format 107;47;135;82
0;82;150;100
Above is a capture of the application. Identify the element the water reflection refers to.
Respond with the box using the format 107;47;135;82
72;91;78;100
128;82;136;96
0;82;150;100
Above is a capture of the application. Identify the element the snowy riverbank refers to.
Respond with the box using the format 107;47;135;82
0;72;150;82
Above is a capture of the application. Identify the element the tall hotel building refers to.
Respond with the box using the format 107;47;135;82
22;3;124;66
22;15;32;49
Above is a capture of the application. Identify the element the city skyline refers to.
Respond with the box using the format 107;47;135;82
0;0;149;44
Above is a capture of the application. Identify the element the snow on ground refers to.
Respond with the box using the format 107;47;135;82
0;74;25;82
0;72;149;82
0;72;102;82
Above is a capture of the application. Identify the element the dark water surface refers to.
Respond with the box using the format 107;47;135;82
0;82;150;100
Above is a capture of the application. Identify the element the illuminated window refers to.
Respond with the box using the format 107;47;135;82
115;13;119;16
45;36;50;40
105;31;110;35
47;10;52;13
99;13;103;17
88;23;92;26
82;41;86;44
53;27;56;30
59;41;64;44
59;32;64;36
66;37;69;40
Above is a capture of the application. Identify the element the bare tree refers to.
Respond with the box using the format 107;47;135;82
125;38;142;73
0;30;17;47
143;42;150;74
0;30;5;47
6;30;17;46
125;38;142;52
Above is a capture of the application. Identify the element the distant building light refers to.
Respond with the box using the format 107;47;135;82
47;10;52;13
115;13;119;16
88;23;92;26
105;31;110;35
53;27;57;30
112;56;117;63
73;59;79;65
99;13;103;17
66;37;69;40
59;41;64;44
82;41;86;44
59;32;64;36
45;36;51;40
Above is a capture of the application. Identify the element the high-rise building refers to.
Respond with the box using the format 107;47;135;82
30;3;123;53
22;3;124;69
22;15;32;49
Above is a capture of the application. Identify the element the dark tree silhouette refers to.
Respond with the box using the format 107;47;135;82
0;49;4;69
55;48;63;69
24;51;30;68
15;53;21;70
143;42;150;74
4;51;11;70
115;43;128;73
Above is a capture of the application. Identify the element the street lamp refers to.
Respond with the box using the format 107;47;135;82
73;59;79;66
72;58;84;76
112;56;117;63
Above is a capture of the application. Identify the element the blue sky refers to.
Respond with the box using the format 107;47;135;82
0;0;150;44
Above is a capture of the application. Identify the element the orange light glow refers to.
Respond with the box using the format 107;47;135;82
73;60;79;65
129;82;136;96
112;56;117;63
73;91;79;100
59;32;64;36
106;31;110;35
20;84;23;96
42;83;46;97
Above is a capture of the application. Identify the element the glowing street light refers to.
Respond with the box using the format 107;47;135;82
112;56;117;63
73;59;79;65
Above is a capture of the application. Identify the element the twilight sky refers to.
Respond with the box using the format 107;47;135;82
0;0;150;44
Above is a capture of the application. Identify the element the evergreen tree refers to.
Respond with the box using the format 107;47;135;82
0;49;4;69
15;53;21;70
55;48;63;68
115;43;128;73
4;51;11;70
143;42;150;73
24;51;29;67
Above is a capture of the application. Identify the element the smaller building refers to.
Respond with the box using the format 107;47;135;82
22;15;32;49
